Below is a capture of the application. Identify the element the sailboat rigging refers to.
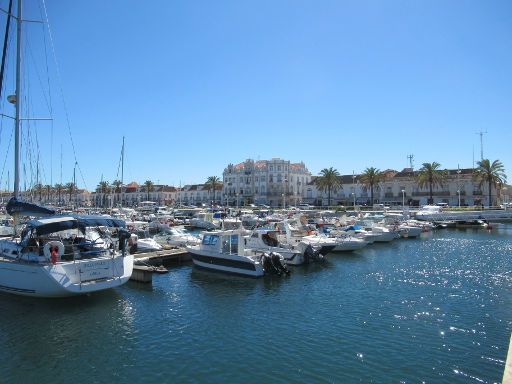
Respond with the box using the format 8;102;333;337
0;0;133;297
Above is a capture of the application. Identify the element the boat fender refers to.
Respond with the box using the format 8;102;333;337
43;241;64;264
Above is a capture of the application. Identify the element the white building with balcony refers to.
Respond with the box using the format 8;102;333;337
222;158;311;208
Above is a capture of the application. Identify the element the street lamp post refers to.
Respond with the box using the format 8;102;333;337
401;189;405;209
352;171;357;210
236;193;239;209
282;193;285;209
457;166;461;208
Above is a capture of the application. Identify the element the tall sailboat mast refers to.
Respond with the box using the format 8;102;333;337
121;136;124;208
13;0;22;198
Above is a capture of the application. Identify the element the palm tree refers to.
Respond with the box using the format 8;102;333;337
96;180;110;207
359;167;384;205
33;183;44;202
144;180;154;201
206;176;220;204
473;159;507;207
54;183;64;205
416;162;447;205
44;184;52;203
315;167;341;207
112;179;122;205
65;182;76;205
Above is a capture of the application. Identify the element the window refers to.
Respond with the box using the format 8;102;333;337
202;235;219;245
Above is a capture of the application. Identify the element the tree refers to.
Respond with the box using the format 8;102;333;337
416;162;447;205
143;180;154;201
112;179;122;205
206;176;220;204
96;180;110;207
44;184;52;203
33;183;44;202
359;167;384;205
54;183;64;205
65;182;76;205
112;180;122;193
315;167;341;207
473;159;507;207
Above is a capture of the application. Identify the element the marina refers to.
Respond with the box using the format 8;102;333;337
0;223;511;383
0;0;510;382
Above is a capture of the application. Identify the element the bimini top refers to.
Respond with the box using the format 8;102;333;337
23;215;126;237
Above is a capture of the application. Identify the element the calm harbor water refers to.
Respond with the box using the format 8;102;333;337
1;225;511;383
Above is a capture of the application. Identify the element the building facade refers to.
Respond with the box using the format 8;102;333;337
92;182;178;208
303;167;502;207
222;158;311;207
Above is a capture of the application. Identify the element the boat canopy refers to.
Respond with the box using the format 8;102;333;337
23;215;126;237
6;197;56;217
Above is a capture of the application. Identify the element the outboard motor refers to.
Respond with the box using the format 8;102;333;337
118;228;131;255
261;253;278;275
270;252;290;275
262;252;290;276
303;244;323;264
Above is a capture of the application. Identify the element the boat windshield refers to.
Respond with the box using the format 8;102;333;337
221;234;238;254
202;234;219;245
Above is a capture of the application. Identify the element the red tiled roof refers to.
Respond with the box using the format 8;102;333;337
254;160;267;169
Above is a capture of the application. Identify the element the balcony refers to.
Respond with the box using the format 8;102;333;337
412;191;450;197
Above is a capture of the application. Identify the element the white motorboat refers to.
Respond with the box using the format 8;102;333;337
397;224;422;238
364;225;398;243
186;230;289;277
154;226;200;247
190;212;221;230
330;234;368;252
275;220;336;256
130;228;163;253
0;215;133;297
0;218;14;237
243;229;318;265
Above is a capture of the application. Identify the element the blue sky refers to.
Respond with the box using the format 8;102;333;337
0;0;511;191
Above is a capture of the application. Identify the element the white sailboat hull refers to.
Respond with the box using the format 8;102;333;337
0;255;134;298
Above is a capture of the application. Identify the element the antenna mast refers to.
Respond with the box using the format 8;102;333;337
407;154;414;169
475;130;487;160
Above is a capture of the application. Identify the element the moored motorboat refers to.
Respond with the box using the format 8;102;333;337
244;229;321;265
186;230;289;277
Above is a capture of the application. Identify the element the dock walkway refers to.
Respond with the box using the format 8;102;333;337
129;248;190;283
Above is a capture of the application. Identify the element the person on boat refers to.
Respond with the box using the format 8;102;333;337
50;245;59;265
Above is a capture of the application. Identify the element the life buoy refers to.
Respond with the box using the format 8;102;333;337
43;241;65;264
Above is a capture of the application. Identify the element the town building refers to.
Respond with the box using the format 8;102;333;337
304;167;499;207
221;158;311;207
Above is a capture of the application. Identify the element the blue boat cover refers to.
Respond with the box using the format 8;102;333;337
24;215;126;237
6;197;56;217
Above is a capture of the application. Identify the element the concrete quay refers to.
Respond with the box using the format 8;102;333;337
503;333;512;383
129;248;190;283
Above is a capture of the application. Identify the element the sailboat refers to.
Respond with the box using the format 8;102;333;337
0;0;134;297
